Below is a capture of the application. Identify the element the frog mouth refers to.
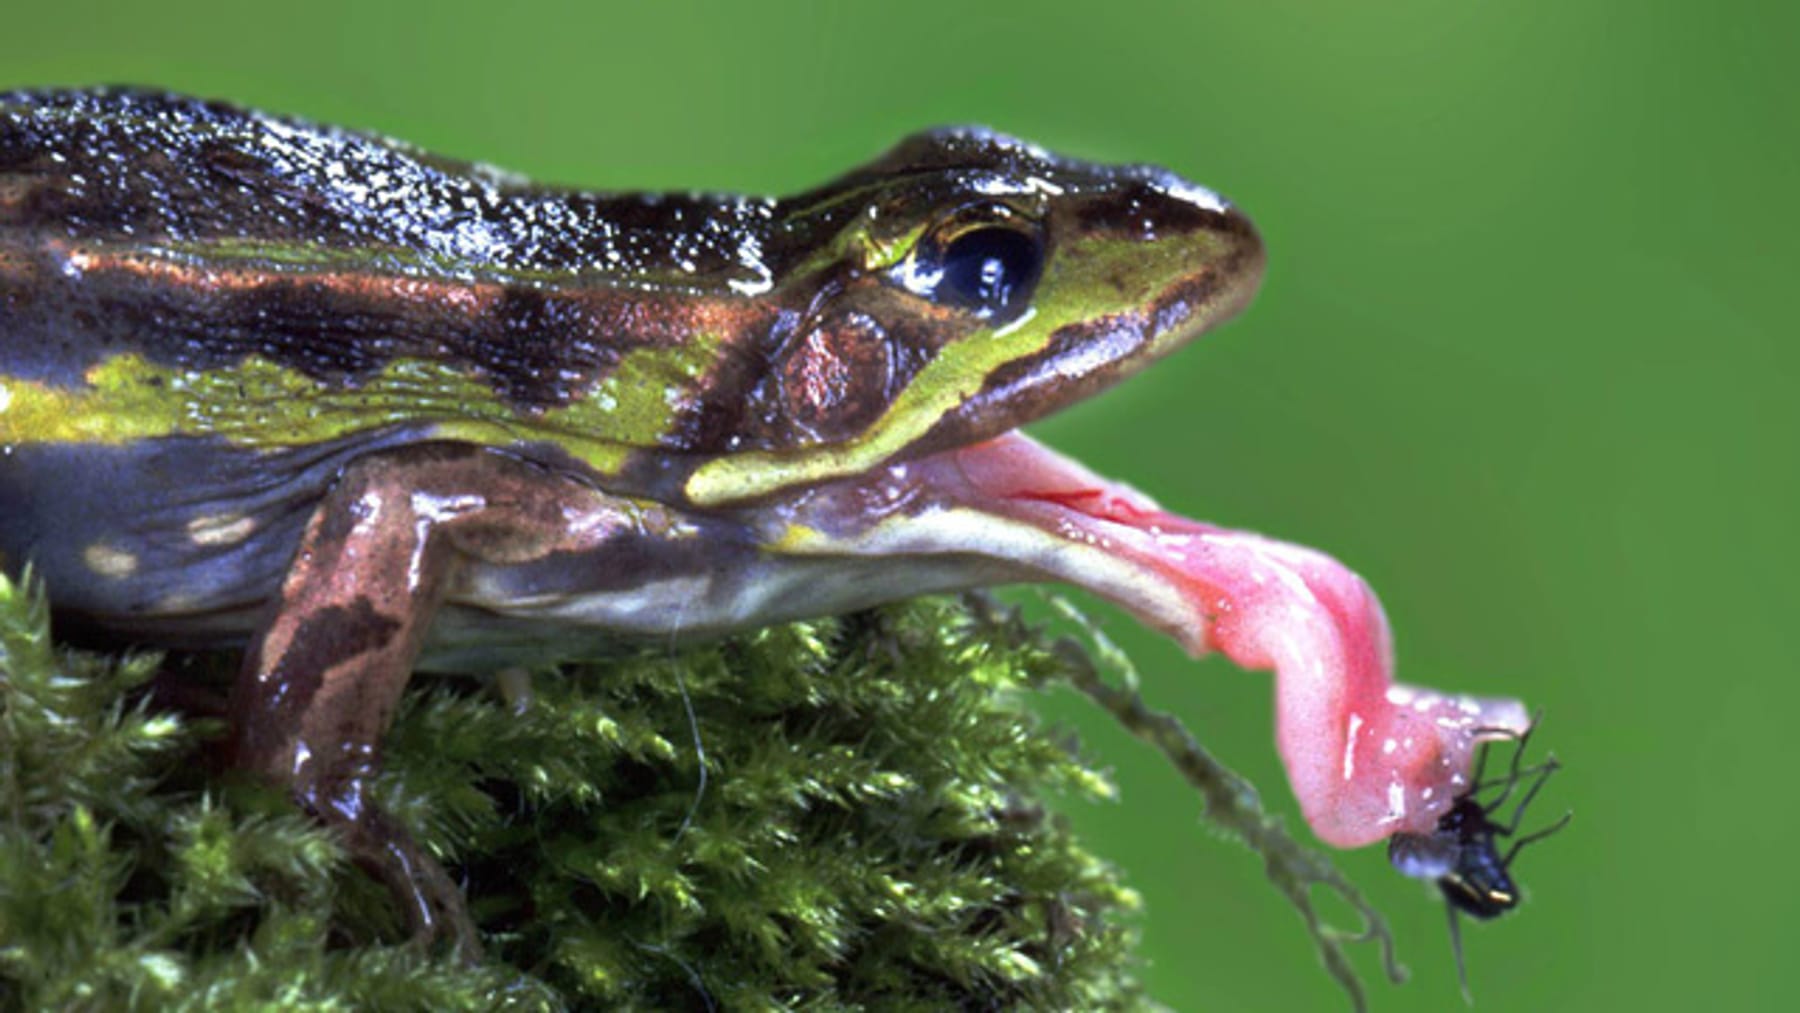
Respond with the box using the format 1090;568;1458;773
774;431;1530;848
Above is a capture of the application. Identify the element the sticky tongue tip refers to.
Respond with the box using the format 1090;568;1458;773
949;433;1530;847
1303;684;1534;845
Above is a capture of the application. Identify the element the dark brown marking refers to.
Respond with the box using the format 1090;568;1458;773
260;597;403;732
0;243;775;416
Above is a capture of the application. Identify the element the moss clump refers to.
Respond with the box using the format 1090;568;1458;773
0;575;1144;1010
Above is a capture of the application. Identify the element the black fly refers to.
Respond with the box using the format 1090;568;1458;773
1387;720;1571;1002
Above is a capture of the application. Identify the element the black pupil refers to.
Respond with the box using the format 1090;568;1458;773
936;227;1040;317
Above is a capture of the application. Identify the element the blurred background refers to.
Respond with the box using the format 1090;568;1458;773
5;1;1792;1008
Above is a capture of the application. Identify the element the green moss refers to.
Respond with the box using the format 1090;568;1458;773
0;576;1143;1010
0;573;1396;1010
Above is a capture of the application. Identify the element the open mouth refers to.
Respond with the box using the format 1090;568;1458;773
779;431;1530;848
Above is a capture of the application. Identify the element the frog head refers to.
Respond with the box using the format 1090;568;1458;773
682;127;1264;506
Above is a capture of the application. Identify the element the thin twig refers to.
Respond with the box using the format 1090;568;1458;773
971;592;1406;1012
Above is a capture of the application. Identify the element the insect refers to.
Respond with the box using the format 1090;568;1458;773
1387;720;1572;1001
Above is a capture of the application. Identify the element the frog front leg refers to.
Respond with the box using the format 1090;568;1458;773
228;442;654;958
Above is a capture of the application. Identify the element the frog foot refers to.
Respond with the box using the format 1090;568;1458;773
314;781;484;961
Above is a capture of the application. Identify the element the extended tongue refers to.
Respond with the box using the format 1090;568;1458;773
935;433;1530;846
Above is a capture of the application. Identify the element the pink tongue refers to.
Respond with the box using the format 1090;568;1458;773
953;435;1529;847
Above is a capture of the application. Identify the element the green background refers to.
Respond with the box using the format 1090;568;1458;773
5;1;1790;1008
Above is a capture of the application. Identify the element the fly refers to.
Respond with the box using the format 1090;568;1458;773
1387;719;1572;1002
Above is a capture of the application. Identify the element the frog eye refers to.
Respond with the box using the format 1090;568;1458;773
896;209;1044;321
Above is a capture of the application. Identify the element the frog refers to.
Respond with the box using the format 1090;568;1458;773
0;87;1531;954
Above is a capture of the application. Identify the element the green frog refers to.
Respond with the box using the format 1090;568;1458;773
0;88;1529;954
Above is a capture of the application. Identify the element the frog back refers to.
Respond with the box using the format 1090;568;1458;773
1;88;786;473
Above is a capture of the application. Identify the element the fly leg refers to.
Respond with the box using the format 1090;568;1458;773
1447;903;1472;1005
1469;716;1537;807
1503;808;1573;867
1483;719;1572;864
